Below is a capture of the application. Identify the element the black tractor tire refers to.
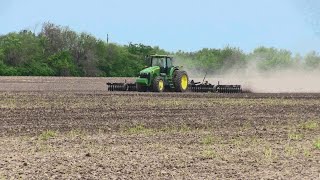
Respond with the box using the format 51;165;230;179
136;83;147;92
173;70;189;92
153;76;165;92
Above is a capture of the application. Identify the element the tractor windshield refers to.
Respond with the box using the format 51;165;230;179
151;57;166;68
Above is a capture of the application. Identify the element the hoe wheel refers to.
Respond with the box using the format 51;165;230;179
173;71;189;92
136;83;147;92
153;76;165;92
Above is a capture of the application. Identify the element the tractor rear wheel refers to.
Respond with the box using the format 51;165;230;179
153;76;165;92
136;83;147;92
173;70;189;92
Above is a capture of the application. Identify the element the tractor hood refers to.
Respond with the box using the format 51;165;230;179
139;66;160;74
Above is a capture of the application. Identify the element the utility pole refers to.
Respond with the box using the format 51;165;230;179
107;34;109;44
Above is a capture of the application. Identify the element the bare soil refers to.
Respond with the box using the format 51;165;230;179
0;77;319;179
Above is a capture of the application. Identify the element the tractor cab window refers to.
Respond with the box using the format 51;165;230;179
152;57;166;68
166;57;173;67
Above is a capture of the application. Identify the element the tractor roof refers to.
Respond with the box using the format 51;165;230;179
150;54;173;58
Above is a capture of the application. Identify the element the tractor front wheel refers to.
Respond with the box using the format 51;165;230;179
153;76;165;92
173;71;189;92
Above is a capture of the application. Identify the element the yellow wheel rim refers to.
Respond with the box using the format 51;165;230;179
159;80;164;91
181;74;188;90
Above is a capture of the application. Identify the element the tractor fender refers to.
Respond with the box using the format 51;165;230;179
169;67;179;78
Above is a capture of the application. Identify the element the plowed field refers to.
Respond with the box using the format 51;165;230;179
0;77;319;179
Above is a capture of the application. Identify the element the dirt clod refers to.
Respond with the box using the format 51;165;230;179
85;153;91;157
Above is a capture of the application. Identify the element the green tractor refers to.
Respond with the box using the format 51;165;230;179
135;55;188;92
107;54;242;93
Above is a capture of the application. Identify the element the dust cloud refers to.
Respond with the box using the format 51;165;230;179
215;69;320;93
174;57;320;93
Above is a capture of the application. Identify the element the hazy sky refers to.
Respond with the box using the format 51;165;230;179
1;0;320;54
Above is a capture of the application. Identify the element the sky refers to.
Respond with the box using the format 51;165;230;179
0;0;320;54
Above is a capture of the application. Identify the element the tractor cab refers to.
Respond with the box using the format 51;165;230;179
148;55;173;74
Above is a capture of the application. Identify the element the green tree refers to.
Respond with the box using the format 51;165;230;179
250;47;293;71
98;44;144;77
220;46;247;72
47;51;79;76
305;51;320;69
0;48;4;62
19;60;55;76
1;33;23;66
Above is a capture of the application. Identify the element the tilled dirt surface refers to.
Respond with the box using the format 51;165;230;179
0;76;135;92
0;77;320;179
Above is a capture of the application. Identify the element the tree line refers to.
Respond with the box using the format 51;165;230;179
0;23;319;77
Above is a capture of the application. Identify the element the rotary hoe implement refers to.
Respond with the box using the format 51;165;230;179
107;55;242;93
